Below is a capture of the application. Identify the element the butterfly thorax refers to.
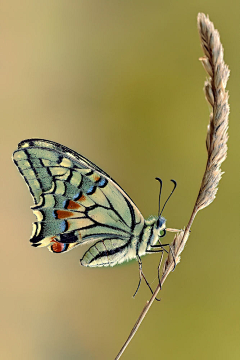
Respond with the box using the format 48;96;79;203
137;215;166;257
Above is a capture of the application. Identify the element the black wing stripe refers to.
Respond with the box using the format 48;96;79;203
125;197;136;232
81;232;128;241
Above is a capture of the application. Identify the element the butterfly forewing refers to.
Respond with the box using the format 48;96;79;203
13;139;145;264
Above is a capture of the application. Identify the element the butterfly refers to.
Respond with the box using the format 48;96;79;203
13;139;177;295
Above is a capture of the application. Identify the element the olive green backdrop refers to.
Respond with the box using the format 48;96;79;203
1;1;239;360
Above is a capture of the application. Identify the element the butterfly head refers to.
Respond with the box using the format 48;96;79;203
156;216;167;238
146;215;166;247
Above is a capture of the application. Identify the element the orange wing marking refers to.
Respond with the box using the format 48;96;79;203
78;194;86;202
67;200;81;210
56;210;75;219
93;174;101;182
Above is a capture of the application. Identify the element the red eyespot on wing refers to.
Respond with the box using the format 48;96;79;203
51;239;66;253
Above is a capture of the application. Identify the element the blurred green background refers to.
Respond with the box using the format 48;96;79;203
1;1;239;359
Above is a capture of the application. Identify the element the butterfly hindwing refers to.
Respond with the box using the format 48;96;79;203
13;139;145;259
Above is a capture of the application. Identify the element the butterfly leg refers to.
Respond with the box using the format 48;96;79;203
157;251;164;290
146;247;164;296
133;255;161;301
147;241;176;290
158;241;176;271
133;255;152;297
132;255;144;298
150;244;169;254
152;241;177;271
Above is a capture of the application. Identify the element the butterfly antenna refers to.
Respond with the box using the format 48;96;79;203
159;179;177;216
155;177;163;217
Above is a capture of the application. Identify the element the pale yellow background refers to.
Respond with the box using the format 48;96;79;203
1;2;239;360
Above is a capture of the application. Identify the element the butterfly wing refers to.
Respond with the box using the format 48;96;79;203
13;139;145;260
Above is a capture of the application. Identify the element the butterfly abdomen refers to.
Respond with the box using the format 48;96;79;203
81;238;135;267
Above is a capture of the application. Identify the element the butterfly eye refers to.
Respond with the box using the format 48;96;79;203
156;216;166;229
159;229;166;238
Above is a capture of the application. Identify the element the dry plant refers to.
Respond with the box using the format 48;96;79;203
115;13;230;360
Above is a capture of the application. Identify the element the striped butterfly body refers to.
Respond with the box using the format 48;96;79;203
13;139;170;274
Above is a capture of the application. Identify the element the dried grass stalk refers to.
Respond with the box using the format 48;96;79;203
115;13;230;360
195;13;230;212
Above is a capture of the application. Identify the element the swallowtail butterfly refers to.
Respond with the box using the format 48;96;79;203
13;139;176;294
